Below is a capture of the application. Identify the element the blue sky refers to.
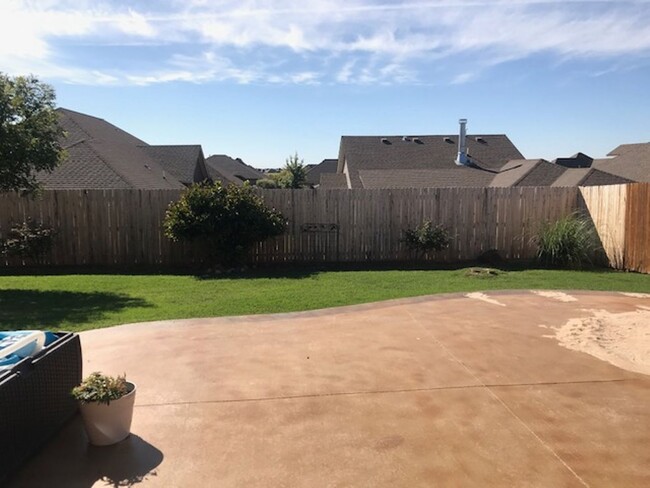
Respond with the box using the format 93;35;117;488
2;0;649;168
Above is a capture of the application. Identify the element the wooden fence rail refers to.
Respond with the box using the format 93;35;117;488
0;186;588;267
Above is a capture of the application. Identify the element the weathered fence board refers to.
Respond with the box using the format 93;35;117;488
625;183;650;274
0;187;586;267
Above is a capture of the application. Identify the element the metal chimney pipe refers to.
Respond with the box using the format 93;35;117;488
455;118;468;166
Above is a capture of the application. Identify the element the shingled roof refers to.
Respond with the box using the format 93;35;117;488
592;143;650;182
305;159;338;186
552;168;631;187
39;108;206;189
140;145;209;186
204;155;265;186
333;134;523;189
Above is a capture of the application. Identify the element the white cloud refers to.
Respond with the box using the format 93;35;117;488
1;0;649;85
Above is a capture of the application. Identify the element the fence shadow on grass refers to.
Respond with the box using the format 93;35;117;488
0;289;151;331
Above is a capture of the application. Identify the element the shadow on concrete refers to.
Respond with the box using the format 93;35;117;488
8;416;163;488
0;290;151;331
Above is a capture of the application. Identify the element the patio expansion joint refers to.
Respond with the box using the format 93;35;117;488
405;309;592;488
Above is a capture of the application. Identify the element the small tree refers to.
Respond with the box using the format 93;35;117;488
164;182;285;266
401;221;451;258
0;73;65;192
276;152;307;189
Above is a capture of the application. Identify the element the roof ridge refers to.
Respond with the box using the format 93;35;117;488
60;110;94;142
57;107;107;123
144;144;202;148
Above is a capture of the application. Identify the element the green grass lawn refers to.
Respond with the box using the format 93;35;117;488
0;267;648;332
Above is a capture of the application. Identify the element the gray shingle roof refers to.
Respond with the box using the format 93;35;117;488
337;134;523;189
140;145;208;186
305;159;338;186
43;108;186;189
204;155;265;186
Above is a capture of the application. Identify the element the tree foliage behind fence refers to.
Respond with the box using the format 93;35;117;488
0;186;597;267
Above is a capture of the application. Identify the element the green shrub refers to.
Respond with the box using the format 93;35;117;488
71;372;129;405
1;220;54;261
164;182;286;266
401;221;451;258
533;213;598;269
256;178;278;189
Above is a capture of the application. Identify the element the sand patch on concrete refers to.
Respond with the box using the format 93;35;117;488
549;308;650;375
532;291;577;302
465;292;506;307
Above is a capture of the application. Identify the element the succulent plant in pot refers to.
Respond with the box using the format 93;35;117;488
72;372;136;446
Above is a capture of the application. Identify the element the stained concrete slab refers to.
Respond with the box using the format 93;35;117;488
8;291;650;487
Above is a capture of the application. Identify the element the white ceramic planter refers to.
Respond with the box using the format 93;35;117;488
79;382;136;446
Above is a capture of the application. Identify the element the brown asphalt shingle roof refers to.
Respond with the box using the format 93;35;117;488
335;134;523;189
41;108;188;189
515;160;566;187
204;155;265;186
140;145;209;186
319;173;348;189
579;169;631;186
592;143;650;182
358;168;495;189
490;159;546;187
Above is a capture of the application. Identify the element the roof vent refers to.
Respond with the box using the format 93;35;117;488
402;136;411;142
455;118;470;166
413;137;423;144
443;137;454;144
381;138;391;145
475;137;486;144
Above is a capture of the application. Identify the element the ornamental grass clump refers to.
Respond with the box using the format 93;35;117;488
533;213;598;269
72;372;129;405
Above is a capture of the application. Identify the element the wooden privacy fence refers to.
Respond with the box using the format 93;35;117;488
581;183;650;274
0;187;581;267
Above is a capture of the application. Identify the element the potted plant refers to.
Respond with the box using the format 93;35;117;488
71;372;136;446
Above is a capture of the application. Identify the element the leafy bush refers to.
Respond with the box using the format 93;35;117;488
532;213;598;269
256;178;278;189
401;221;451;258
72;372;129;405
1;220;54;261
164;182;286;266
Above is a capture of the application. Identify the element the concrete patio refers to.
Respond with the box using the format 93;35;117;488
9;290;650;487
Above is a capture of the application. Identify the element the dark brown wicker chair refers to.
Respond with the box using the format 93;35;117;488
0;332;82;484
